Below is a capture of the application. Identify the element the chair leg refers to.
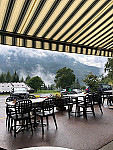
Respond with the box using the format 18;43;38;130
29;118;33;135
83;108;87;119
91;105;95;117
46;116;49;127
10;118;13;132
14;120;16;138
53;114;58;129
102;98;104;106
8;116;11;131
68;105;71;118
26;120;28;130
34;115;36;128
6;115;8;127
74;107;77;117
41;117;44;134
76;105;80;117
98;103;103;114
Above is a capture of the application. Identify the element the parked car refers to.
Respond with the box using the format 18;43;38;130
99;83;112;92
71;89;82;94
60;89;67;95
85;83;112;93
61;88;82;95
10;87;29;99
85;87;91;93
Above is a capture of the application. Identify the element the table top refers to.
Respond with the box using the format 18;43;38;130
5;101;15;105
63;93;86;98
30;98;46;103
5;98;46;105
103;90;113;93
17;146;74;150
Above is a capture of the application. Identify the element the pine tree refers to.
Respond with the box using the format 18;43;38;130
11;71;19;82
0;72;6;83
20;77;24;82
6;71;12;82
25;75;31;82
76;79;80;89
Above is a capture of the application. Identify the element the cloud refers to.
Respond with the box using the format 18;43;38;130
18;69;28;80
65;53;108;68
0;69;2;74
0;44;47;58
18;64;55;86
30;65;55;86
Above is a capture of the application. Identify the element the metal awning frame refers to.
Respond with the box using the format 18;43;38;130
0;30;112;57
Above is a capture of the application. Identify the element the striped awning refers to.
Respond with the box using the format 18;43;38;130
0;0;113;57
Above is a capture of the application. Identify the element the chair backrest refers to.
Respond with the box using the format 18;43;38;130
42;99;54;112
83;94;93;106
15;99;32;117
93;93;102;103
52;98;64;107
6;96;20;102
28;94;36;99
65;97;73;105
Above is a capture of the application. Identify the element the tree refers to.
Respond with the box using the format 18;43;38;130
100;74;111;84
6;71;12;82
54;67;75;89
26;76;44;92
72;79;80;89
83;72;100;93
50;84;56;90
25;75;31;82
11;71;19;82
81;85;86;90
0;72;6;83
20;77;24;82
75;79;80;89
104;58;113;84
43;83;47;90
77;79;80;89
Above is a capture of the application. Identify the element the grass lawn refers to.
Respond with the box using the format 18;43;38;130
31;90;60;94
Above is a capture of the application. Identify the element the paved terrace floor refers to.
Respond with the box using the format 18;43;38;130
1;95;113;150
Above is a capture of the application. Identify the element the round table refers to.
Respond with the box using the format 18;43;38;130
18;146;74;150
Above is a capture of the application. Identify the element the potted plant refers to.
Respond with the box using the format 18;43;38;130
52;93;66;111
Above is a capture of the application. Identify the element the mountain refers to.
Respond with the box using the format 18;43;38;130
0;46;107;86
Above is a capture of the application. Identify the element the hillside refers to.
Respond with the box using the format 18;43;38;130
0;47;102;86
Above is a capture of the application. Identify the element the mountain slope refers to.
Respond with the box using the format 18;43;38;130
0;47;102;85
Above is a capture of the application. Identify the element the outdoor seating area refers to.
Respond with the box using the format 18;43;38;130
0;92;113;150
0;0;113;150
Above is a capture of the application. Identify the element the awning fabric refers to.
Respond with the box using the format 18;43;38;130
0;0;113;57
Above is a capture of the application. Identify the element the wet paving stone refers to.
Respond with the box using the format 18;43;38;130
1;95;113;150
